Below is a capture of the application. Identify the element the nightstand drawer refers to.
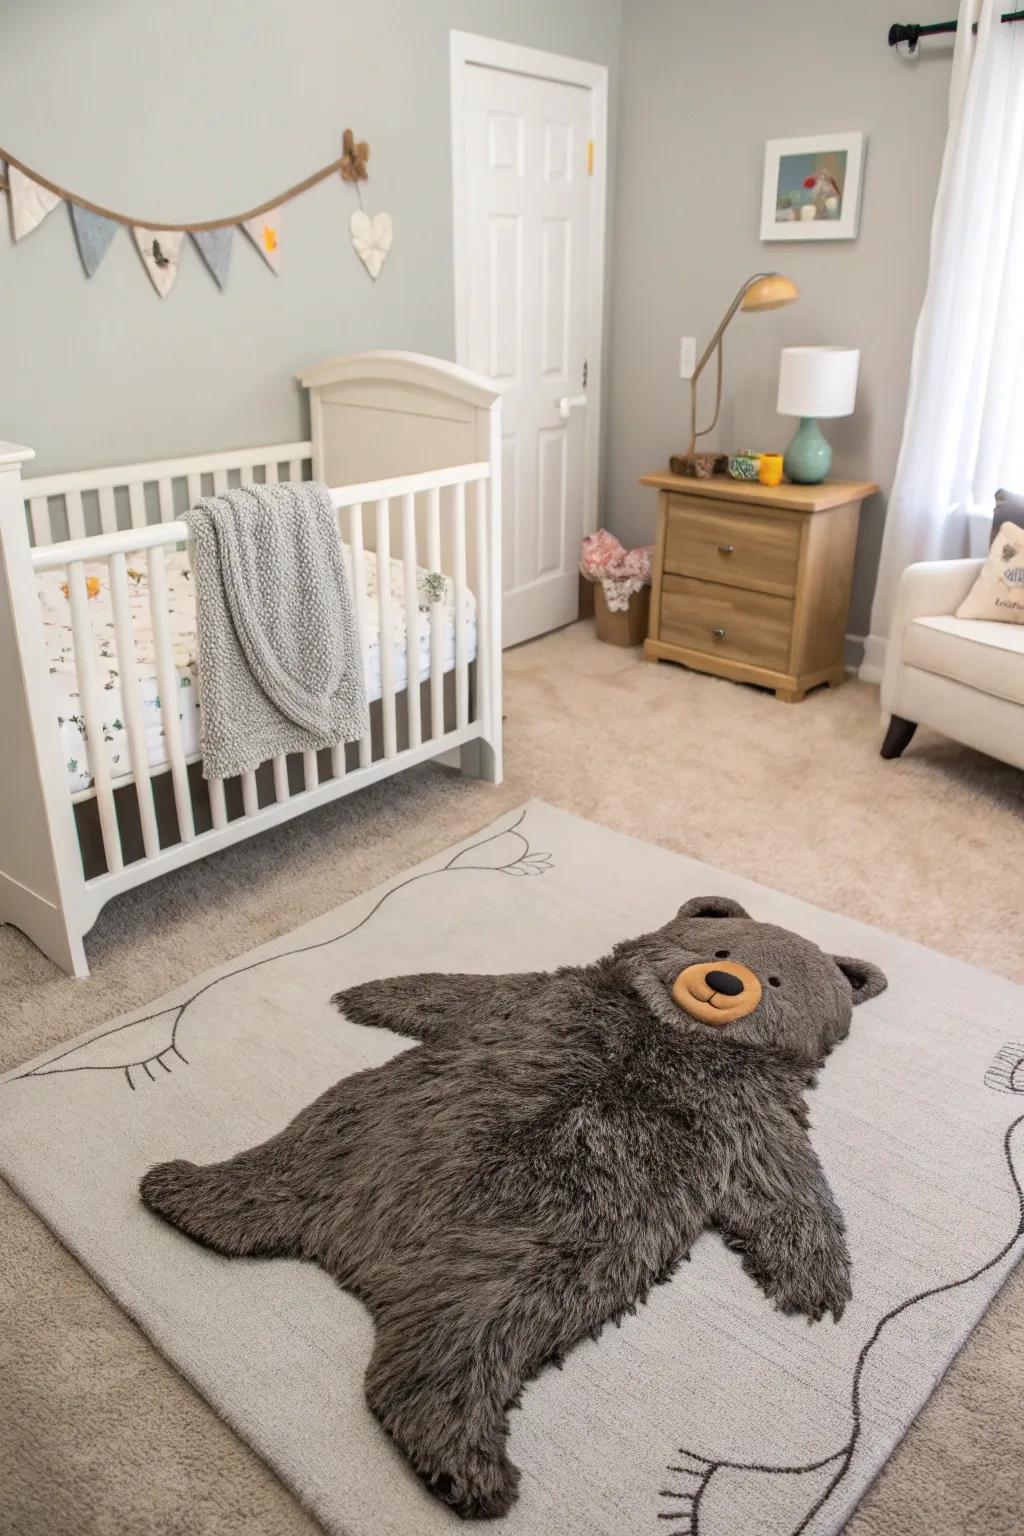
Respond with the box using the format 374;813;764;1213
660;574;793;672
664;497;801;595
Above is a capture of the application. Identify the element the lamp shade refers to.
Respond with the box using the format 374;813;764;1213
777;346;859;419
740;273;798;312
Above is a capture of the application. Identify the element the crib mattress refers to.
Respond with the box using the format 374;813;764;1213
39;548;477;794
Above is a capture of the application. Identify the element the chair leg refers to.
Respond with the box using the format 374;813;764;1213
880;715;918;760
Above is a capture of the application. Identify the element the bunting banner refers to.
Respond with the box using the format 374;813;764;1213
192;226;233;288
133;227;184;298
0;131;391;297
8;164;61;241
242;207;282;273
70;204;119;277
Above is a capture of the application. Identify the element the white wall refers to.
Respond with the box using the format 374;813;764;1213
604;0;951;642
0;0;621;475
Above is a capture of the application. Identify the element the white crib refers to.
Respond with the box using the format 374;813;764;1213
0;352;502;978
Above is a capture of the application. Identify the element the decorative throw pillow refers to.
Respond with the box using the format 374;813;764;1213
956;519;1024;623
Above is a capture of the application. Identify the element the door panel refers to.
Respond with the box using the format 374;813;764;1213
462;63;592;646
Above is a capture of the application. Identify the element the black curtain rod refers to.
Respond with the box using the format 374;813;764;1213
889;11;1024;49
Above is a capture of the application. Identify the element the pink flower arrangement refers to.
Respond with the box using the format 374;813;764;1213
580;529;653;612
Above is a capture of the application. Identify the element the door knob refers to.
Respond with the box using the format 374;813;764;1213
557;394;588;420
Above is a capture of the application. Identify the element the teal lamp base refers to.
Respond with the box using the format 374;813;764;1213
783;417;832;485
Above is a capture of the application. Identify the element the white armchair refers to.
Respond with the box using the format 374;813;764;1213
880;557;1024;769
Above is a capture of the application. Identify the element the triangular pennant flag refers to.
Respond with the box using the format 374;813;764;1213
8;165;62;241
70;204;119;277
191;227;233;289
133;227;184;298
242;207;281;273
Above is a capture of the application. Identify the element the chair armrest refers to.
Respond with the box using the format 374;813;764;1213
880;558;984;714
890;558;984;622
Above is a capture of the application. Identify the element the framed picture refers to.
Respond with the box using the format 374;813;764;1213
760;132;865;241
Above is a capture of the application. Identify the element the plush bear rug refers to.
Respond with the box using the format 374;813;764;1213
1;801;1022;1536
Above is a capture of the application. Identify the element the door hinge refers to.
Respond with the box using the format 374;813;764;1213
582;360;588;387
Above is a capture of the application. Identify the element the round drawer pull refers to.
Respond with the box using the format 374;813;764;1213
712;626;726;639
717;544;735;554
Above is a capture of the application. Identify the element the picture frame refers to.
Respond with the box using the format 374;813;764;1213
760;132;865;242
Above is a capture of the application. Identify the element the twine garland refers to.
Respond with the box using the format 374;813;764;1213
0;130;369;232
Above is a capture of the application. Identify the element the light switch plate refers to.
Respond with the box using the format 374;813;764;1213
679;336;697;380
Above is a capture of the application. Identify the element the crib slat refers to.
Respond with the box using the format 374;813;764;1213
157;477;174;523
98;486;118;535
347;504;372;770
273;755;290;803
473;477;490;730
375;499;397;760
303;749;319;790
128;481;147;530
426;486;444;742
288;458;302;483
241;771;259;817
264;461;279;485
29;496;50;546
330;740;347;779
146;544;196;843
400;492;422;751
108;552;160;860
239;463;255;488
186;472;202;506
65;490;86;540
453;483;469;730
67;561;123;874
213;469;228;495
208;776;228;831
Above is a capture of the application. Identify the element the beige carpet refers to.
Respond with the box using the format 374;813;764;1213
2;622;1023;1536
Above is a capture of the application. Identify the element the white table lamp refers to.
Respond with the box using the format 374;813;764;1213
777;346;859;484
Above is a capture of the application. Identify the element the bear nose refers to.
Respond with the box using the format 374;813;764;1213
705;969;744;996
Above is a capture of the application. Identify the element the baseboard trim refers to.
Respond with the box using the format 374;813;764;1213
844;633;866;673
858;633;888;685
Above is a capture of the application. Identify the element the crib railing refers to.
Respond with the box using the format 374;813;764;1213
24;441;313;547
28;459;496;890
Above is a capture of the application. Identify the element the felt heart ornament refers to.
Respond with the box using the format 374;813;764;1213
8;165;62;241
350;209;392;280
133;228;184;298
242;207;281;273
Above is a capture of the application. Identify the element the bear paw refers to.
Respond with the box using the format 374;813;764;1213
745;1220;852;1324
422;1446;521;1520
139;1158;200;1223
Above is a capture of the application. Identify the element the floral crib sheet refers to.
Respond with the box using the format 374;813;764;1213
39;548;477;794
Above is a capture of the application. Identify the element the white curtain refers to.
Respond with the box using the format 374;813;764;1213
861;0;1024;679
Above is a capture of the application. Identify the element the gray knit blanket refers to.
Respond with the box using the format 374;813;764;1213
183;482;368;780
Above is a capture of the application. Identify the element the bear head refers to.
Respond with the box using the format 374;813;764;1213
614;895;886;1068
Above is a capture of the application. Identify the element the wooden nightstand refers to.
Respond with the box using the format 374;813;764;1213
640;473;877;702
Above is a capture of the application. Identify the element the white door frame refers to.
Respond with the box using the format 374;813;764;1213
449;30;609;553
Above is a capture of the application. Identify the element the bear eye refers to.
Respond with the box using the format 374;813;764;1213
714;949;730;959
768;976;782;988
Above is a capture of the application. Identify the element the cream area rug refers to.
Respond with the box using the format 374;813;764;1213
1;801;1022;1536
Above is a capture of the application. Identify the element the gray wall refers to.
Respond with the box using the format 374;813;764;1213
604;0;951;640
0;0;620;476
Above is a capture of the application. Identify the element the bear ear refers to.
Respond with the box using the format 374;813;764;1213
833;954;887;1005
677;896;751;921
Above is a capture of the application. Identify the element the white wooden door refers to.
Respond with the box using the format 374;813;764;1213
459;62;595;648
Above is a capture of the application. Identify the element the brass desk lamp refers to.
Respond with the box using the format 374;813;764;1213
684;272;798;460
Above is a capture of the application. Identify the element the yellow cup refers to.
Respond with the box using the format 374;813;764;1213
759;453;783;487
